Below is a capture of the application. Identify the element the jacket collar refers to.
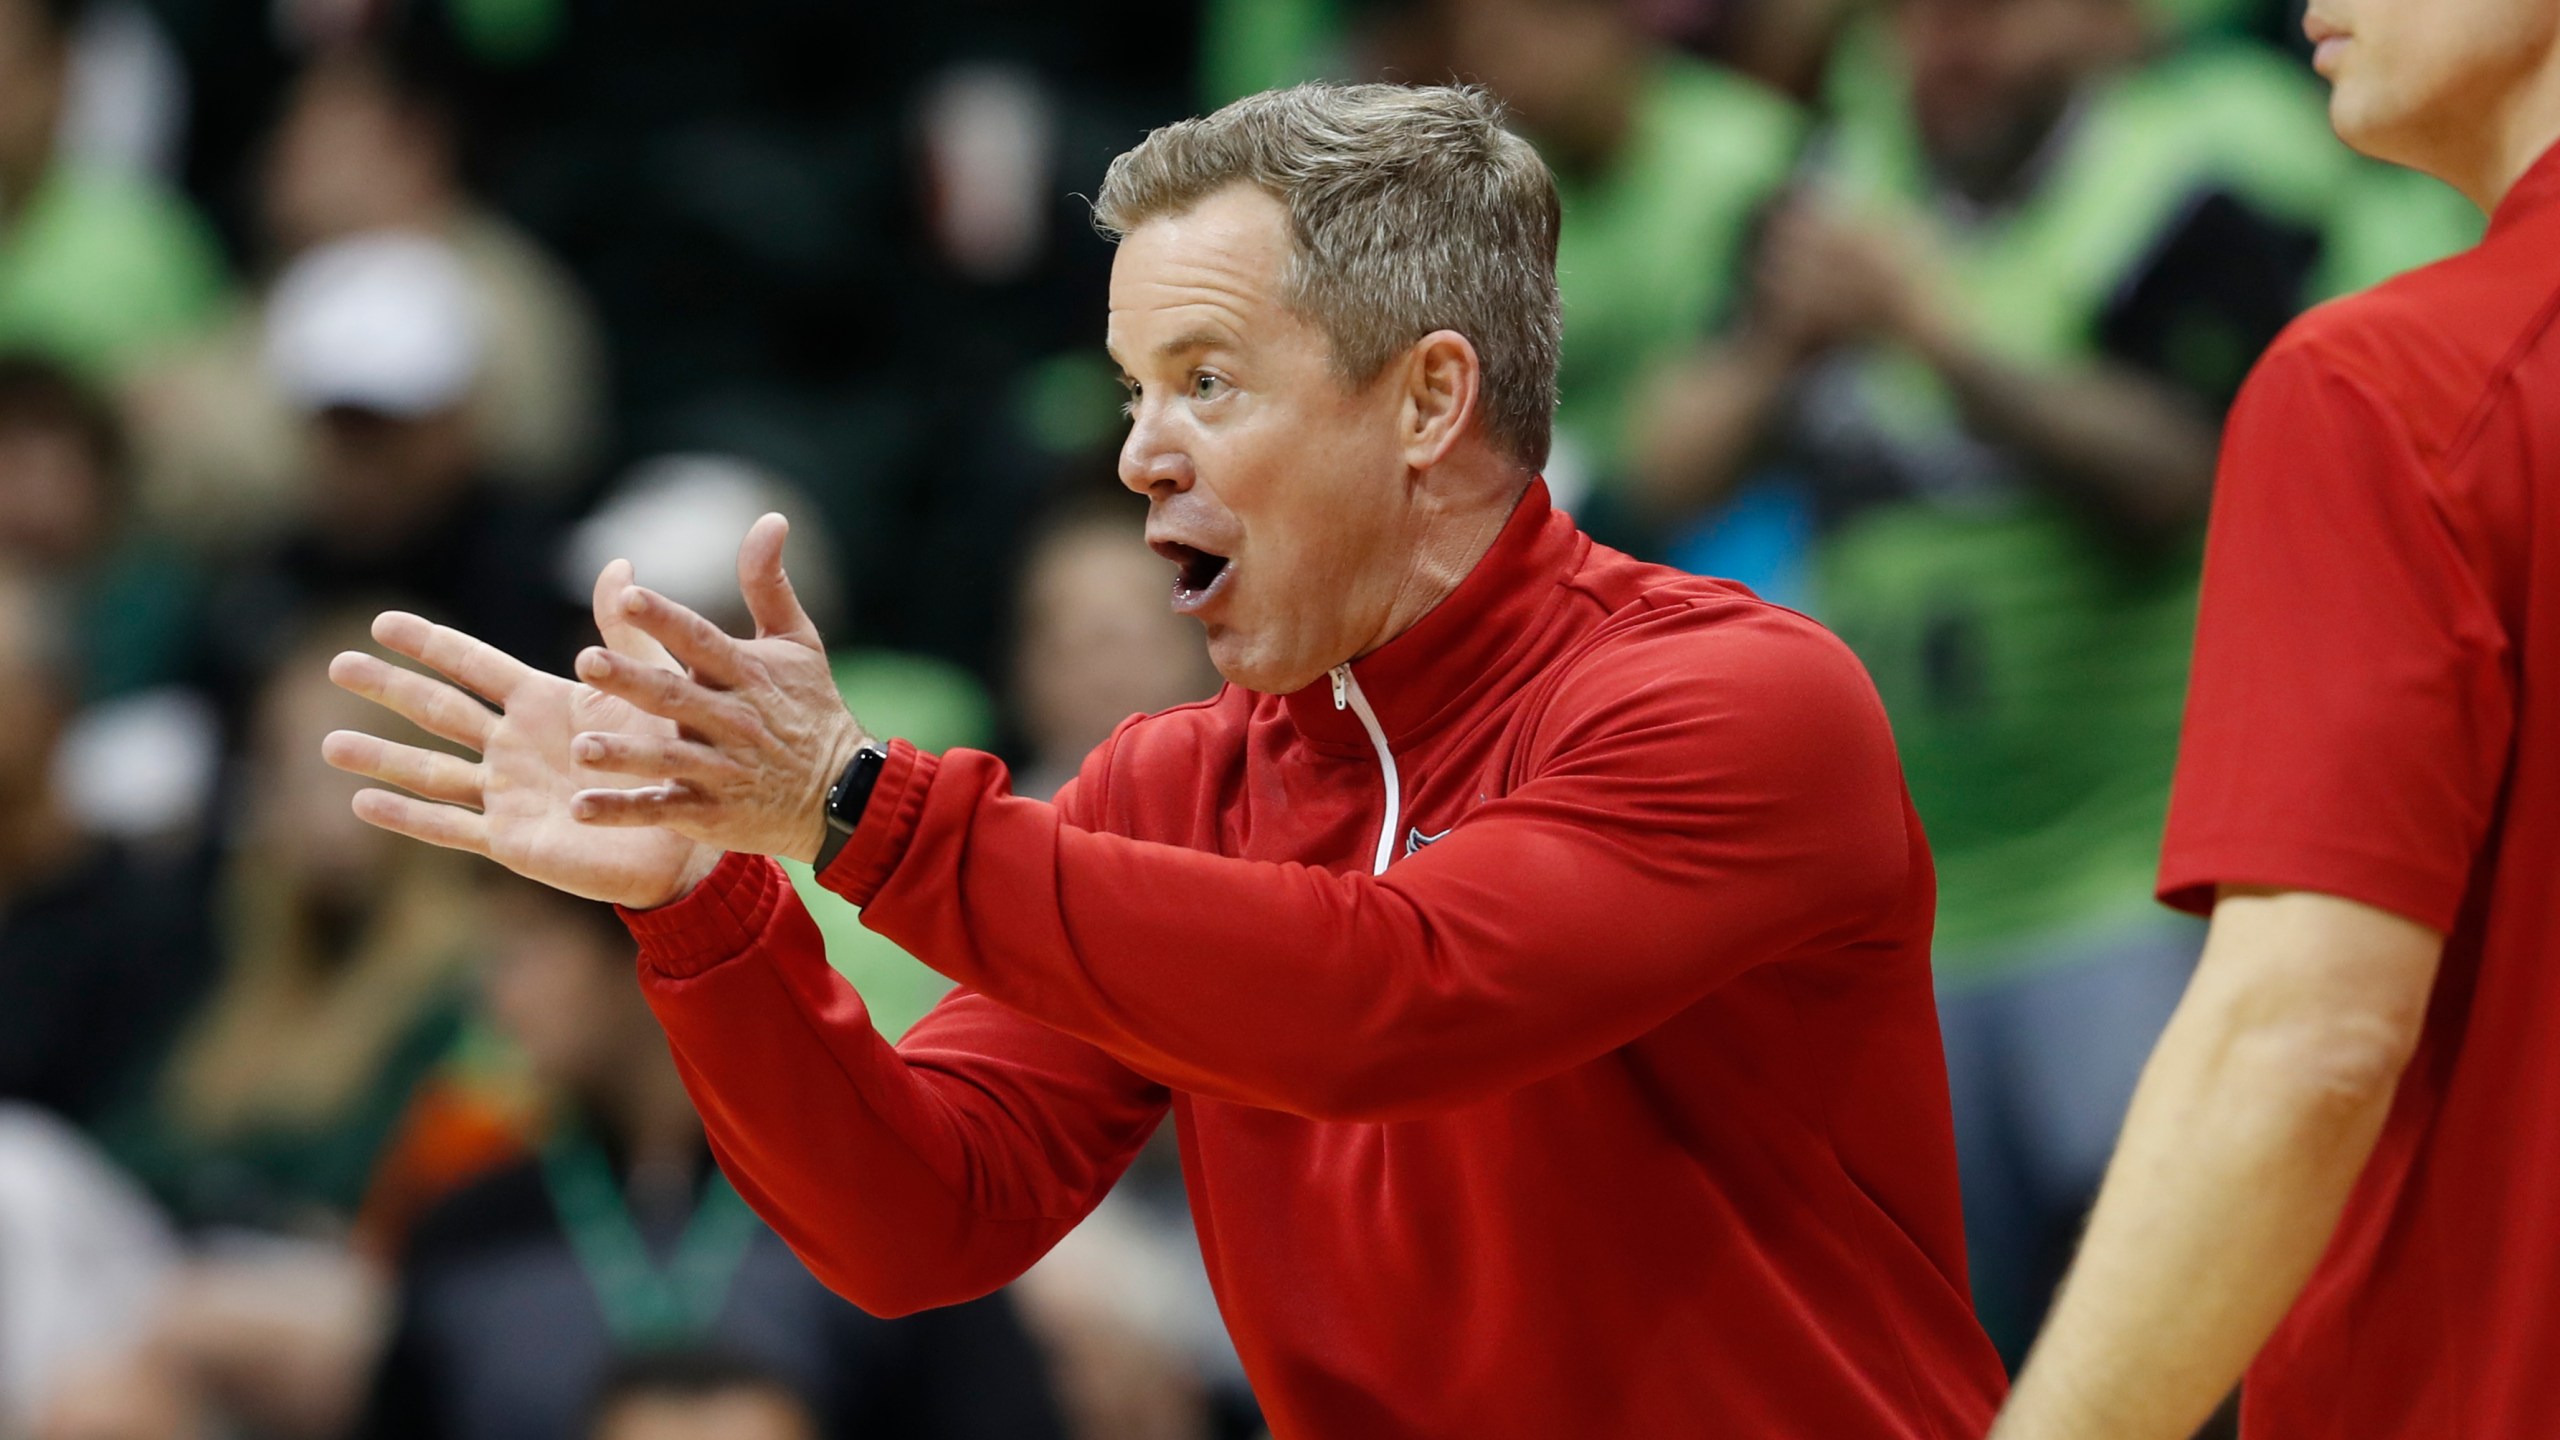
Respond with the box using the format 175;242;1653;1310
1280;479;1585;754
2490;136;2560;240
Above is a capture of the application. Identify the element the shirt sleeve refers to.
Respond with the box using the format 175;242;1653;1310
2157;335;2515;932
625;774;1171;1318
828;603;1921;1124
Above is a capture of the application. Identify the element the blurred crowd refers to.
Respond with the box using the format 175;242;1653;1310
0;0;2478;1437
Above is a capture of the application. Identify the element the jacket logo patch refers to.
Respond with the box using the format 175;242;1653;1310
1404;826;1451;856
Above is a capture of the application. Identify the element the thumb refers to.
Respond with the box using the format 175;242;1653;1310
739;513;822;647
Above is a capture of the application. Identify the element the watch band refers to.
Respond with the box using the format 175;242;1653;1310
813;741;889;875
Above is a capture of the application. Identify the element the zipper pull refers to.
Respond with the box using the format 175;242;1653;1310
1330;665;1349;710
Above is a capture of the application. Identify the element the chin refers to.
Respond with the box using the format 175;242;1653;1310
1207;633;1317;696
2327;81;2425;170
2327;87;2384;156
1213;657;1296;696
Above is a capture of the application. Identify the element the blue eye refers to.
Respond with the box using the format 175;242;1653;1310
1119;381;1141;418
1192;372;1225;401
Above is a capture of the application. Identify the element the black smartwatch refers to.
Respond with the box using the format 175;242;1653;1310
813;741;890;875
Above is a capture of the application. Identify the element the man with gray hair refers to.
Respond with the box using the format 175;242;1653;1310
324;84;2005;1436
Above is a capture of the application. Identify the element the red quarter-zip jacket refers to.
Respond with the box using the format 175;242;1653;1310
624;482;2005;1438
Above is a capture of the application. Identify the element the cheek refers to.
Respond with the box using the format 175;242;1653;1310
1247;473;1376;597
2350;15;2528;130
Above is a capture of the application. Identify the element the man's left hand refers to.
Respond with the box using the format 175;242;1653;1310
568;513;873;865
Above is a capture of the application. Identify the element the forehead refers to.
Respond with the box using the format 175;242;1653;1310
1106;184;1300;366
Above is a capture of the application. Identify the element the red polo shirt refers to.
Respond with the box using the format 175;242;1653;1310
2160;141;2560;1438
627;484;2004;1438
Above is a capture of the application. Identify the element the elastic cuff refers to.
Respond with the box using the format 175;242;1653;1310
819;739;938;907
619;852;786;979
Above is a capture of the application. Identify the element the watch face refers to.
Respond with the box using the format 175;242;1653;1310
830;745;889;829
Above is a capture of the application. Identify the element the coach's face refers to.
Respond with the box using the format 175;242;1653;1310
2308;0;2560;187
1110;183;1422;694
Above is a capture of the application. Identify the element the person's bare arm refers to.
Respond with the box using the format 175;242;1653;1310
1627;199;1869;530
1992;888;2443;1439
1904;313;2221;542
1628;330;1806;529
1636;201;2222;542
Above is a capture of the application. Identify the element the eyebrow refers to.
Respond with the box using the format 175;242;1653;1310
1154;328;1230;360
1107;328;1235;375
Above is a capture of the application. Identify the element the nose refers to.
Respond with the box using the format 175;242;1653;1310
1118;402;1195;498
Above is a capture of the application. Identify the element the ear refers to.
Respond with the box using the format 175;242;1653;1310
1398;329;1483;474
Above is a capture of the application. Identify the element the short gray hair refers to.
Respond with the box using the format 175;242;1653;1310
1094;83;1563;471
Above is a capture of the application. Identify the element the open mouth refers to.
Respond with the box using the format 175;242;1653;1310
1151;540;1234;613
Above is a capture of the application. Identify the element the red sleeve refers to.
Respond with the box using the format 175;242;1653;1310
2158;336;2514;932
829;604;1918;1124
623;772;1169;1318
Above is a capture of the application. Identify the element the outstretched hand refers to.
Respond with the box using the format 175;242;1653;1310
322;561;723;910
564;512;873;865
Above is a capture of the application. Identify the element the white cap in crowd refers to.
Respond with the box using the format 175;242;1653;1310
263;231;488;419
560;454;849;636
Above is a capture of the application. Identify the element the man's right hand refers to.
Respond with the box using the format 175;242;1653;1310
321;560;723;910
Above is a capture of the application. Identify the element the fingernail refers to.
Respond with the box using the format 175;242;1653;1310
573;735;602;761
623;590;647;614
577;648;607;677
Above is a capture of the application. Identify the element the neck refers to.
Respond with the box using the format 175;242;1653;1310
2465;67;2560;212
1355;468;1531;662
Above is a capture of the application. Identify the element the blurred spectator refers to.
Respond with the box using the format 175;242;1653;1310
129;45;604;553
1007;491;1221;803
383;1;925;512
0;353;202;700
106;613;484;1233
264;46;599;493
202;230;580;707
0;352;224;858
29;615;467;1440
1013;1172;1235;1440
0;0;227;380
1642;0;1861;101
0;560;213;1132
350;1;1212;675
0;1105;181;1435
1430;0;1804;526
585;1350;820;1440
1629;0;2471;1362
39;1231;394;1440
362;870;1067;1440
